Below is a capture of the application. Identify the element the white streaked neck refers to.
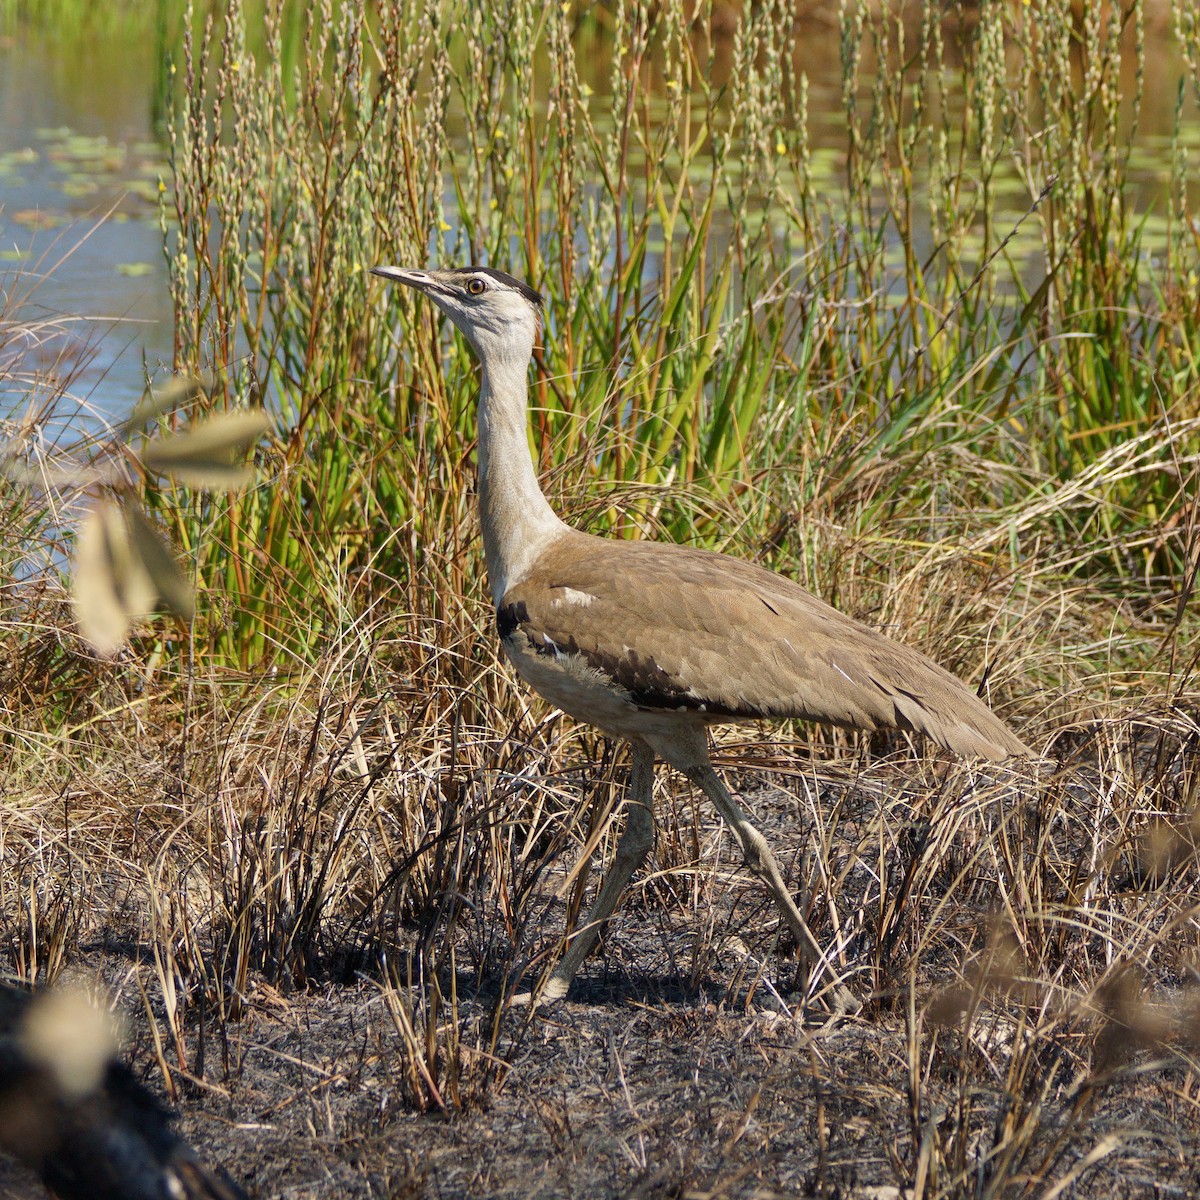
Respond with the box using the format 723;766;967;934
476;353;567;604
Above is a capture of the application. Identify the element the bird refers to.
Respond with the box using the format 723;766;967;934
0;982;247;1200
372;263;1031;1010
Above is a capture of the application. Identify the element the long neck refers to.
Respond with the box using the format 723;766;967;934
476;353;566;604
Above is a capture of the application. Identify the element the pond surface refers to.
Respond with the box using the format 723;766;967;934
0;21;174;426
1;7;1197;431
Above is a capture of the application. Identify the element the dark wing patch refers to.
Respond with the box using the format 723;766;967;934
496;599;529;639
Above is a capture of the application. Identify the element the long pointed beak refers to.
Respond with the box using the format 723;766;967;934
371;266;435;291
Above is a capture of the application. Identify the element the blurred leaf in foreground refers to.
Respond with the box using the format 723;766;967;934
68;388;269;655
123;502;195;622
72;498;195;656
121;374;208;435
141;410;272;488
72;498;155;657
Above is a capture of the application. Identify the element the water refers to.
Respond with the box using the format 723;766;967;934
1;6;1197;436
0;20;175;429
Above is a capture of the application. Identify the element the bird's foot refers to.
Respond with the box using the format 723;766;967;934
823;982;862;1018
509;972;571;1010
797;979;862;1022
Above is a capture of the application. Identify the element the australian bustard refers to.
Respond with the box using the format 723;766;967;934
373;264;1030;1010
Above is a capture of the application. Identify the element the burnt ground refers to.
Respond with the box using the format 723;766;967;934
5;977;1198;1200
3;974;1197;1200
171;988;1200;1199
2;767;1200;1199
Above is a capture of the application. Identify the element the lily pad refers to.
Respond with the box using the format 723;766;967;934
61;177;100;198
122;178;160;203
116;261;154;277
0;148;38;168
12;209;64;230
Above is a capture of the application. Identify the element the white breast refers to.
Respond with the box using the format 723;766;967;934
502;632;635;732
500;631;717;744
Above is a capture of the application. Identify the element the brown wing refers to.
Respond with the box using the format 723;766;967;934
497;533;1029;760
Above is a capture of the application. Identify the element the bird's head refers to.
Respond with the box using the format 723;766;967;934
372;265;543;366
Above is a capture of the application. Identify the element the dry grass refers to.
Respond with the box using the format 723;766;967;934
2;553;1199;1194
5;330;1200;1194
5;0;1200;1194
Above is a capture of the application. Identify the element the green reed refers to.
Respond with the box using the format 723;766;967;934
151;0;1200;671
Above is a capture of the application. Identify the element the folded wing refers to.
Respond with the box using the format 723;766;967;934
498;534;1029;760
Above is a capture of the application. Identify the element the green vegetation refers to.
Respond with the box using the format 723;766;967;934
3;0;1200;1195
147;0;1200;673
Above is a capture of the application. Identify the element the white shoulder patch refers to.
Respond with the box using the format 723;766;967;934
551;587;597;608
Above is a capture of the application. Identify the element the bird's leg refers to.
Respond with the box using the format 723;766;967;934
525;739;657;1005
680;762;860;1015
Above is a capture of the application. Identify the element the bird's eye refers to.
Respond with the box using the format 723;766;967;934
466;278;487;296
